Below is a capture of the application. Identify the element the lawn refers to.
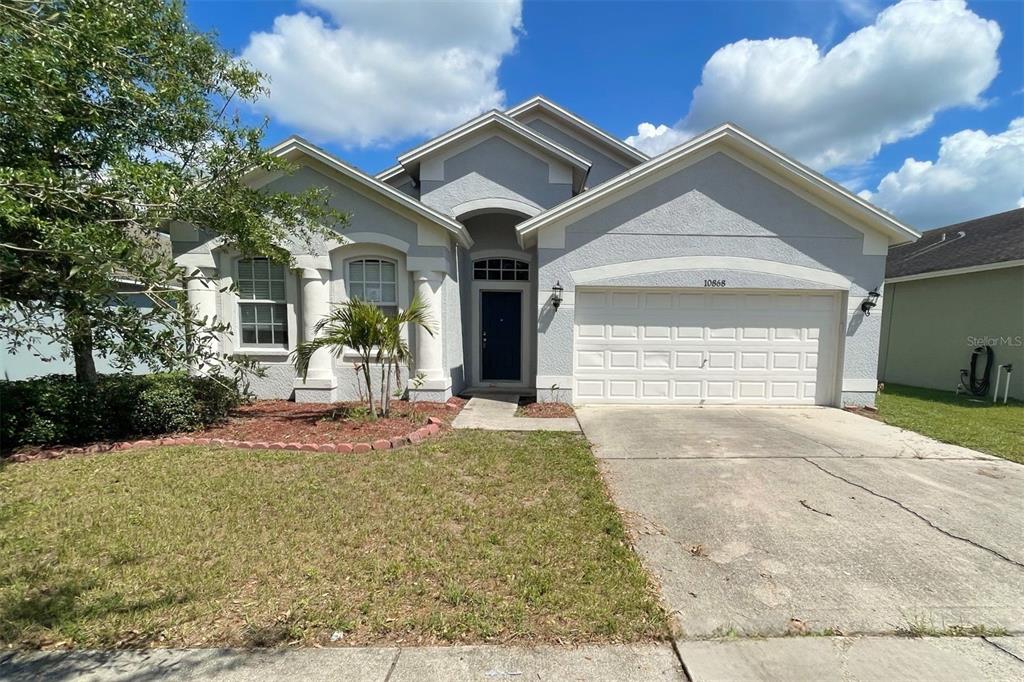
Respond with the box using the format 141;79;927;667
0;431;668;648
876;384;1024;464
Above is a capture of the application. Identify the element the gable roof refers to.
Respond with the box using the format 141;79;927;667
886;208;1024;280
395;110;592;193
262;136;473;248
506;95;648;165
515;123;920;247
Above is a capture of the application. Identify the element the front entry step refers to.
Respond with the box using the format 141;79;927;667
452;395;580;432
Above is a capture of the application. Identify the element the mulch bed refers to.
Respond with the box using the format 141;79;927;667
200;397;467;444
5;398;467;464
516;399;575;418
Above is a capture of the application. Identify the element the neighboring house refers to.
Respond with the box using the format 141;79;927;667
173;96;919;407
879;209;1023;400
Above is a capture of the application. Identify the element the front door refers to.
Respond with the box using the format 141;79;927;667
480;291;522;382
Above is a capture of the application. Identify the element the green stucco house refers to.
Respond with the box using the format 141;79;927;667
879;208;1023;400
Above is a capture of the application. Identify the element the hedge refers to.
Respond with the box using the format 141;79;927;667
1;373;242;451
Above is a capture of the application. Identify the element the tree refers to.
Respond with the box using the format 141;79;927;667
0;0;345;384
293;298;435;419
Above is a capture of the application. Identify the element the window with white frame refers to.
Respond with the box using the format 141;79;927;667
473;258;529;281
237;258;288;347
348;258;398;316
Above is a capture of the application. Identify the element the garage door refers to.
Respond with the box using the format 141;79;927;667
573;289;840;405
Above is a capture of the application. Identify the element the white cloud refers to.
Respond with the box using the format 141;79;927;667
241;0;523;147
860;119;1024;229
626;0;1001;171
837;0;881;23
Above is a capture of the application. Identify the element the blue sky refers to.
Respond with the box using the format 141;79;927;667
186;0;1024;229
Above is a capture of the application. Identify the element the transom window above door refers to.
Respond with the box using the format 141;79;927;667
348;258;398;316
237;257;288;348
473;258;529;281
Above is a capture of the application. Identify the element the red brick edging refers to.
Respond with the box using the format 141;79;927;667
7;417;447;463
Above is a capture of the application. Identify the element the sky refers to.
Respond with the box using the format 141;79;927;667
186;0;1024;230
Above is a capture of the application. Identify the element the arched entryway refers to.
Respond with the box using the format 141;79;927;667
454;209;538;392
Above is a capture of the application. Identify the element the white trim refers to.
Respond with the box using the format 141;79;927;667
506;96;648;164
396;110;592;193
570;256;852;289
885;259;1024;283
328;231;411;254
471;280;532;390
843;378;879;392
223;253;299;360
450;197;542;221
471;248;535;264
376;164;406;182
258;136;473;249
515;123;920;247
329;243;412;362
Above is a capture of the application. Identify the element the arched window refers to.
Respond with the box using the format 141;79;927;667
473;258;529;281
237;257;288;347
348;258;398;316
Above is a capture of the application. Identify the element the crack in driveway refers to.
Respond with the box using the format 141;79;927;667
982;637;1024;665
804;457;1024;571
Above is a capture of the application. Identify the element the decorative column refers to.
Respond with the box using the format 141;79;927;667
409;271;452;401
294;267;338;403
185;266;220;372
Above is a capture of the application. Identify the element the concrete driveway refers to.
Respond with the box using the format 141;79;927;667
577;406;1024;641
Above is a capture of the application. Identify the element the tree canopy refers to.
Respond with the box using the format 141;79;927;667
0;0;344;383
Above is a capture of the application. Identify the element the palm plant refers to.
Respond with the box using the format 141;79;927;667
293;296;434;419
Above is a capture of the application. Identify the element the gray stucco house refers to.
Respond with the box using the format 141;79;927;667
879;208;1023;400
173;96;919;407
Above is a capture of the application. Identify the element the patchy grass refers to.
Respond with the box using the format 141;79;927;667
876;384;1024;464
0;431;668;649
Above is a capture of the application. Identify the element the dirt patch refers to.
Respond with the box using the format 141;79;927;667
516;399;575;418
844;405;882;421
200;397;466;443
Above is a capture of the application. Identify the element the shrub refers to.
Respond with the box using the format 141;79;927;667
1;373;241;451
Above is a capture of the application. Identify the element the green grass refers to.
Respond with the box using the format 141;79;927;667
876;384;1024;464
0;431;668;648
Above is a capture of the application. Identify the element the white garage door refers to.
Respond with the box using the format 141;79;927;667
573;289;841;405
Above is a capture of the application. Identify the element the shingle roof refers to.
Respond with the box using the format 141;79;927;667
886;208;1024;279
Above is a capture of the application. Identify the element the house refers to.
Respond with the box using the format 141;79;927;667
879;208;1023;400
172;96;919;407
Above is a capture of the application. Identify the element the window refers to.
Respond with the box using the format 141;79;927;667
237;258;288;348
473;258;529;281
348;258;398;316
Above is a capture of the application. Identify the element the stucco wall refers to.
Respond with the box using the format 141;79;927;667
879;266;1023;399
522;117;631;187
536;151;887;406
173;163;459;402
1;294;157;380
419;136;572;217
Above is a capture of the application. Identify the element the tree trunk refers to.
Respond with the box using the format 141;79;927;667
66;303;98;385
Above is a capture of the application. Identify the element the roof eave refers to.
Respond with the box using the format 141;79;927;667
506;95;649;165
396;111;592;180
265;136;474;249
516;123;919;247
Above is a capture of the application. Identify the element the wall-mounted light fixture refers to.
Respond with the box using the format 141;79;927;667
861;290;880;315
551;281;564;310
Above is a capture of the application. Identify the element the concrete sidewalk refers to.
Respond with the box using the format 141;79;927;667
0;643;680;681
4;637;1024;680
452;394;580;432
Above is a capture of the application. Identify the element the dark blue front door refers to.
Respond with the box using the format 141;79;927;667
481;291;521;381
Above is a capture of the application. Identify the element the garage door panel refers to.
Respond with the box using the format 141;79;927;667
573;288;838;405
